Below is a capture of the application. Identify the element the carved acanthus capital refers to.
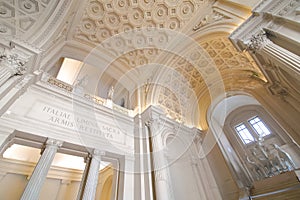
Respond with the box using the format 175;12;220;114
0;51;28;75
246;30;272;53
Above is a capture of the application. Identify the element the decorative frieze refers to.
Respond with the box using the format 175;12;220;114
47;76;73;92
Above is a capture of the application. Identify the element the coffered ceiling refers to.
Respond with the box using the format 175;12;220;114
1;0;265;128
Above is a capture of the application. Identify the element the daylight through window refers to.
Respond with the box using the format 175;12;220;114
234;116;272;145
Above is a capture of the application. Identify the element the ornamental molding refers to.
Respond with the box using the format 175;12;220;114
193;10;231;31
32;0;72;46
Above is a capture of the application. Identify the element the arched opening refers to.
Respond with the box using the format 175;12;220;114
208;94;300;197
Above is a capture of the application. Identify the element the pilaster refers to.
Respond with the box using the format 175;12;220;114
146;118;173;200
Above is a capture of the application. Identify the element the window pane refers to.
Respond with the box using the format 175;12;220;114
235;123;255;144
249;116;271;137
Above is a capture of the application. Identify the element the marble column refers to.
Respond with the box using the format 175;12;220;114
20;139;63;200
246;30;300;76
146;120;172;200
77;155;92;200
82;149;103;200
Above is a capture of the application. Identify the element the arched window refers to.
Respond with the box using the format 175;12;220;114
224;105;299;182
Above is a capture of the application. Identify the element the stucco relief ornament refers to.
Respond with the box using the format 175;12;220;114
193;11;226;31
246;30;272;54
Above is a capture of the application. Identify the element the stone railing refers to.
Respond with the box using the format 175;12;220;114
47;76;73;92
84;93;105;106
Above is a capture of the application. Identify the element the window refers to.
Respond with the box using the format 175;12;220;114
234;116;272;145
235;124;255;144
248;116;271;137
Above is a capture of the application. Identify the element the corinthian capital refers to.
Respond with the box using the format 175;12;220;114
0;52;28;74
246;30;272;53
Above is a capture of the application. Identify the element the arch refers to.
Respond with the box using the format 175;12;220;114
207;93;300;188
100;175;113;200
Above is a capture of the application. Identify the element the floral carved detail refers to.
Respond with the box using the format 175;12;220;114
246;30;272;53
0;52;28;74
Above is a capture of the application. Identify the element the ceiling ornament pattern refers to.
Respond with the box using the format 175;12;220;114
201;36;261;72
74;0;211;46
156;37;264;124
156;53;211;124
0;0;59;36
119;48;161;68
193;10;230;31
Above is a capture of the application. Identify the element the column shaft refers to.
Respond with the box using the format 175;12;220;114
82;150;102;200
20;139;63;200
0;66;14;87
263;42;300;75
77;156;91;200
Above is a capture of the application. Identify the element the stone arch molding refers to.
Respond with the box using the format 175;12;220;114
206;93;261;187
72;27;225;158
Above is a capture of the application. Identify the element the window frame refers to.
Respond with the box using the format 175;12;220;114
234;115;273;146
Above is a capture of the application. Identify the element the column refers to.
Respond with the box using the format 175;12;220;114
146;120;173;200
76;155;91;200
246;30;300;76
21;138;63;200
82;149;103;200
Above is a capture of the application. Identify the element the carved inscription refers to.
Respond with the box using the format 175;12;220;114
41;105;123;142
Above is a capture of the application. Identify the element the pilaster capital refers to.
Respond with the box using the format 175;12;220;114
246;30;272;53
145;118;162;133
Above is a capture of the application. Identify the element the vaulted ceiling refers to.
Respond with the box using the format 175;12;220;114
1;0;265;129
